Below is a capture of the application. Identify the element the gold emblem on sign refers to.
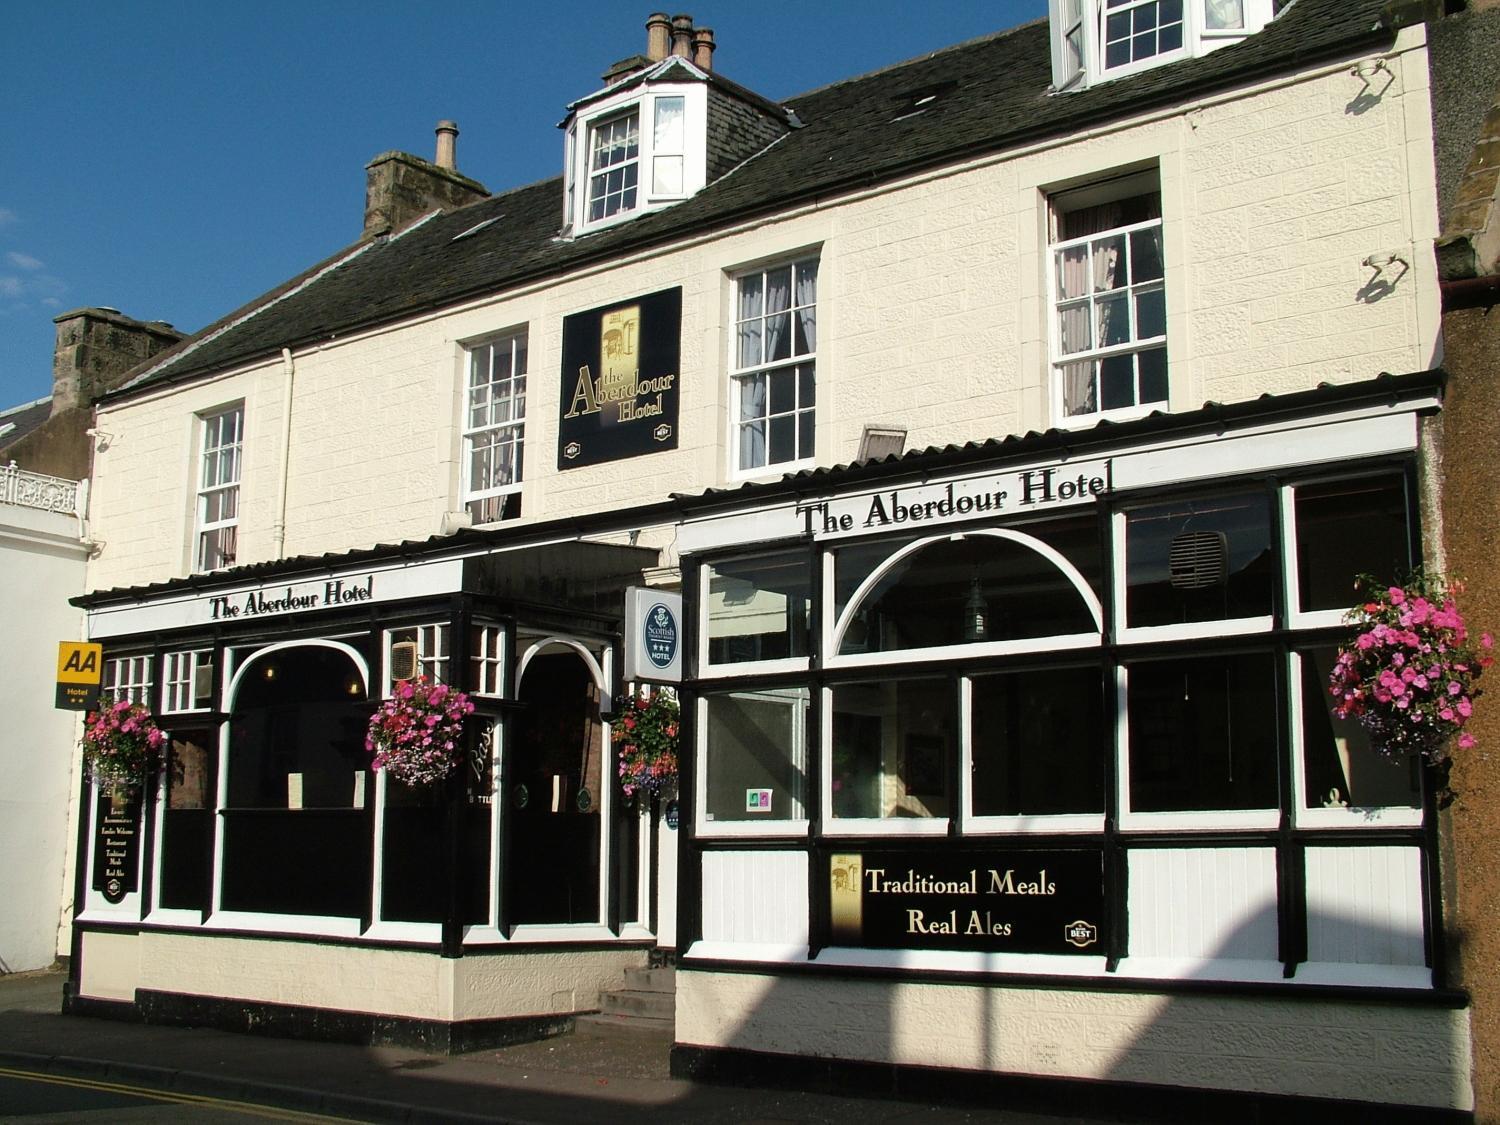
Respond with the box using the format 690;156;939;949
599;305;640;402
829;853;863;944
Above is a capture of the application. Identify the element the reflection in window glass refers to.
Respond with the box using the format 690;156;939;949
1203;0;1244;30
832;679;955;819
1299;649;1419;810
1295;476;1409;613
707;553;810;664
971;666;1106;817
1126;491;1273;627
703;688;809;822
837;528;1098;655
1127;653;1278;812
158;731;215;911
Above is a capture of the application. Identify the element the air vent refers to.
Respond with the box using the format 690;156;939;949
1168;530;1228;590
390;640;419;682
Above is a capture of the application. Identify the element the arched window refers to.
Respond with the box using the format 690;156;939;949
834;520;1102;658
219;644;370;918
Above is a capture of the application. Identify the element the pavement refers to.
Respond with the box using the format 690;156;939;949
0;968;1138;1125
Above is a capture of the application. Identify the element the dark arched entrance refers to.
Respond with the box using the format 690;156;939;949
219;644;370;918
507;648;604;925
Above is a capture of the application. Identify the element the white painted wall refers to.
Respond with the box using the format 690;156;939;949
76;929;646;1021
0;503;87;972
676;968;1473;1111
85;33;1440;593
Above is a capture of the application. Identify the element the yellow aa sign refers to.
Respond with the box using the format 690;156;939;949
57;642;103;683
57;642;103;710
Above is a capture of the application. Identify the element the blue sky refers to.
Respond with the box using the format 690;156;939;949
0;2;1045;410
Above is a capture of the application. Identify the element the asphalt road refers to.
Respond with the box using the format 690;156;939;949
0;1064;359;1122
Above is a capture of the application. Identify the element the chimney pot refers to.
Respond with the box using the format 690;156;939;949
671;14;693;58
646;12;671;61
435;120;459;170
692;27;715;70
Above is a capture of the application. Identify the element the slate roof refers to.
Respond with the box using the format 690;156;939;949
0;395;53;456
110;0;1396;401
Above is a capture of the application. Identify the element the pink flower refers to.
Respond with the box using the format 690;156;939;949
1389;586;1406;606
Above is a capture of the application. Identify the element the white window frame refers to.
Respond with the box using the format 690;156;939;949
957;674;1109;837
1047;0;1283;89
194;404;243;573
695;687;811;839
104;654;153;705
563;80;707;234
462;331;527;525
1110;505;1275;645
470;623;506;697
161;649;213;713
1287;649;1422;830
1048;180;1167;428
825;528;1104;672
819;680;952;838
586;108;641;224
384;623;451;693
729;255;820;478
698;552;813;681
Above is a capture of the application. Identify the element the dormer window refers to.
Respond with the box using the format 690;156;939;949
587;111;640;222
563;79;706;235
1049;0;1287;90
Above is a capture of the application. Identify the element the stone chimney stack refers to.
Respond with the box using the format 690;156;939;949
364;120;489;238
671;14;693;58
692;27;715;70
646;12;671;61
434;120;459;170
51;308;185;416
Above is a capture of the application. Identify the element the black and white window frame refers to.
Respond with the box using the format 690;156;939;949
686;456;1436;985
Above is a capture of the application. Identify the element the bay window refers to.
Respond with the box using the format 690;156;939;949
688;457;1433;982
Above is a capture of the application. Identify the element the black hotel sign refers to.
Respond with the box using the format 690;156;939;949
557;287;681;469
827;848;1105;955
92;787;142;904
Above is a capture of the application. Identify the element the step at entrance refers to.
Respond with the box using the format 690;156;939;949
576;965;675;1035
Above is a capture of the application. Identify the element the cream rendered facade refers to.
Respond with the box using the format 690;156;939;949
70;10;1473;1117
85;28;1439;593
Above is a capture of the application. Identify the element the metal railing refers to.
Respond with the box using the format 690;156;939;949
2;461;81;516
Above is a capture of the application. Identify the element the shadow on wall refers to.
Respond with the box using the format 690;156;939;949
674;904;1472;1122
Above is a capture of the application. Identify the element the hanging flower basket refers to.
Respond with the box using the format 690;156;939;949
1329;573;1492;765
614;688;679;799
366;677;475;786
82;696;167;789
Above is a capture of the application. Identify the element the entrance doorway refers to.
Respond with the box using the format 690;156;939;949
507;648;605;925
